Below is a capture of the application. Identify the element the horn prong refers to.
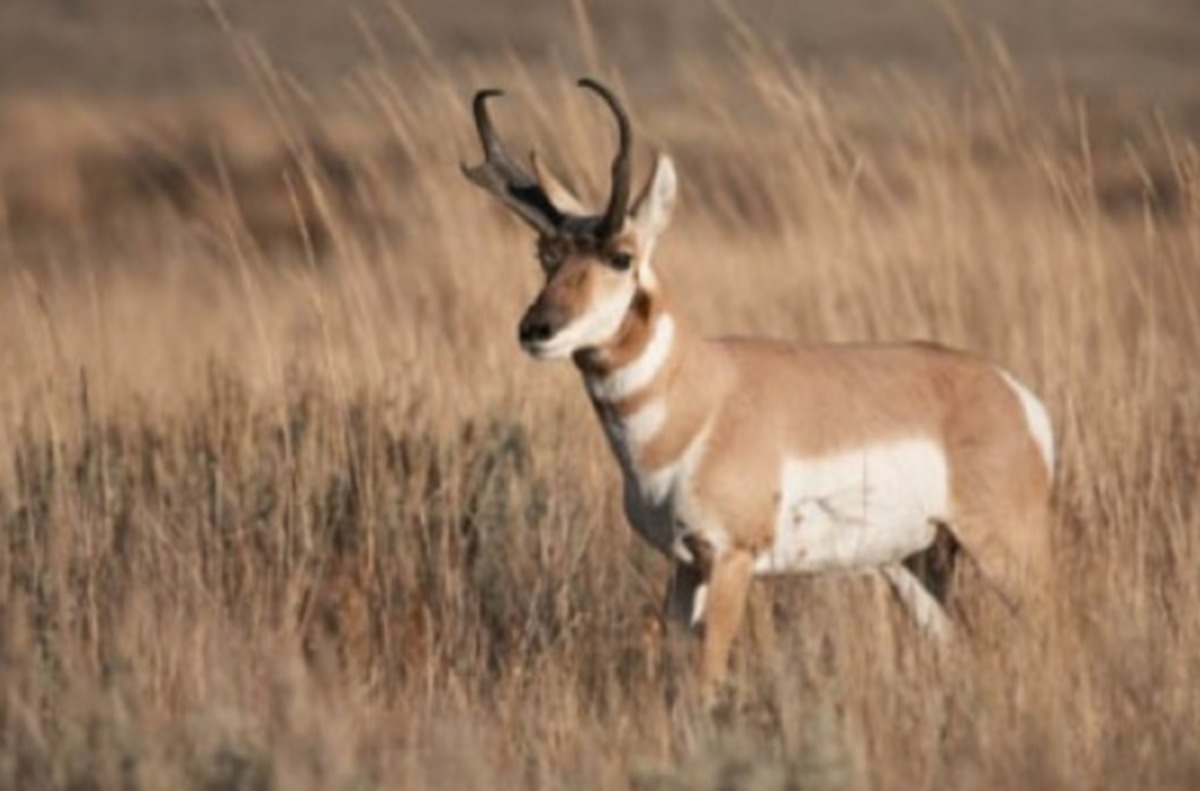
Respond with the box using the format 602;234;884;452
462;88;563;236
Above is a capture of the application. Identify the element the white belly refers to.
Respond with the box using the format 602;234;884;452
755;438;949;575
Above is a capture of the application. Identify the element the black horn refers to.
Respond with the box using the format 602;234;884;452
577;78;632;238
461;89;563;236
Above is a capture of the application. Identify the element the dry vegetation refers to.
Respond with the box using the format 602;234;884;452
1;6;1200;790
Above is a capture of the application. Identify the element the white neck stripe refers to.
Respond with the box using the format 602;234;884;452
587;314;676;402
619;399;668;447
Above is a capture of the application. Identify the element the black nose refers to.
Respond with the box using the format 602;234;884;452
519;314;554;345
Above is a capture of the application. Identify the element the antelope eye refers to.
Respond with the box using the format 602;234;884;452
537;248;560;270
609;252;633;271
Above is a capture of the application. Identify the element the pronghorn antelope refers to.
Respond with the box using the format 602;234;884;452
462;79;1055;697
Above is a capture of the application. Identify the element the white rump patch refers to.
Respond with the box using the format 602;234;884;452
756;438;949;575
587;314;675;402
995;368;1055;479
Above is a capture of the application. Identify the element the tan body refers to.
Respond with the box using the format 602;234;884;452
462;80;1054;699
578;292;1052;691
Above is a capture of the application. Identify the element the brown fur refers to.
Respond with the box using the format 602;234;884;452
491;145;1052;702
577;283;1051;698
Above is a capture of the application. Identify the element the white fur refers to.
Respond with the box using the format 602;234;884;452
602;399;667;451
995;368;1055;479
690;583;709;628
627;157;676;293
641;420;712;506
756;439;949;575
529;284;635;358
880;565;951;639
629;155;677;258
617;418;717;563
586;314;676;401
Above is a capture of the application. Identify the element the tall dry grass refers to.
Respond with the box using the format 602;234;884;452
1;26;1199;790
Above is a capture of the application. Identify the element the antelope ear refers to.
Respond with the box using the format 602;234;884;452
629;154;676;247
531;152;589;216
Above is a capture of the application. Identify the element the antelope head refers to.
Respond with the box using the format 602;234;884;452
462;78;677;359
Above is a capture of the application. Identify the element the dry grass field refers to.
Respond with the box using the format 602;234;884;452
1;2;1199;788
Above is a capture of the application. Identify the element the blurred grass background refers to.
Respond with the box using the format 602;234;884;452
4;0;1200;103
0;1;1198;789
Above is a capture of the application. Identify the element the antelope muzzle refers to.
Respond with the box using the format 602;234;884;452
518;298;570;356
